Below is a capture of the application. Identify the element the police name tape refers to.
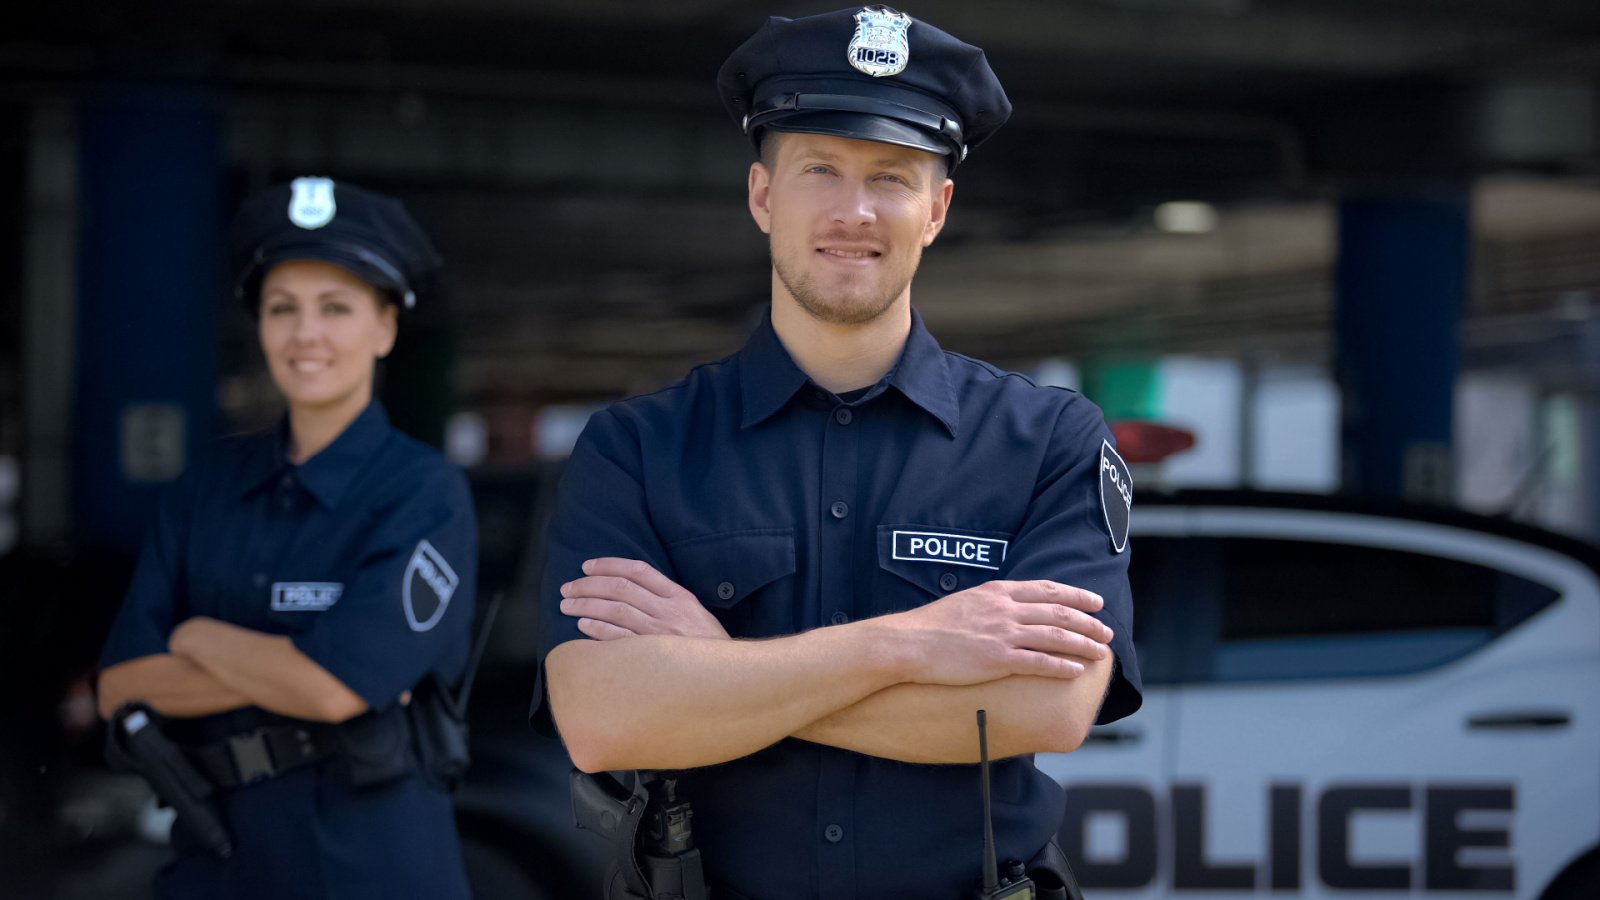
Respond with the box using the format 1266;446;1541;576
892;531;1008;571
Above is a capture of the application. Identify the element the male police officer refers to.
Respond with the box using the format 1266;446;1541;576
537;7;1142;899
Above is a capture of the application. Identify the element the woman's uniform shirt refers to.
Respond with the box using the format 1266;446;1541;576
537;310;1142;900
100;401;476;900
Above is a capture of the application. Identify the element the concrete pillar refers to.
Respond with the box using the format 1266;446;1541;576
21;102;79;549
73;86;222;550
1335;192;1468;502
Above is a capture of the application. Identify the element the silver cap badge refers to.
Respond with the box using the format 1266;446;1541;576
847;6;912;78
287;176;336;230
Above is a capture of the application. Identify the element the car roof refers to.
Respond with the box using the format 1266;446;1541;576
1134;488;1600;577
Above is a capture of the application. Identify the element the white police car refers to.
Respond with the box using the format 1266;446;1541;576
1037;492;1600;899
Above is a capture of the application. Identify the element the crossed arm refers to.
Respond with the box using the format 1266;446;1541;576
546;558;1114;772
97;618;367;723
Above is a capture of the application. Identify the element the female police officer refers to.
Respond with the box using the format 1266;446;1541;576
96;177;476;900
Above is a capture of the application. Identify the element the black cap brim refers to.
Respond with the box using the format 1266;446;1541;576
243;241;415;311
764;111;952;158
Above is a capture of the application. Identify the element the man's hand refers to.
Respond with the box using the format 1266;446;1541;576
560;557;729;640
560;560;1111;684
882;580;1112;686
546;563;1114;770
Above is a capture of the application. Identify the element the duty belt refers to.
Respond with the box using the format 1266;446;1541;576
189;723;336;789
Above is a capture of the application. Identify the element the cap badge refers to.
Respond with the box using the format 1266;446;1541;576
848;6;912;78
287;176;337;230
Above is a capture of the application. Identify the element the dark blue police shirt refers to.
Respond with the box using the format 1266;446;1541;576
100;401;475;900
539;310;1141;900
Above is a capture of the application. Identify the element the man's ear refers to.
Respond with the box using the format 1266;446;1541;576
923;177;955;247
748;160;773;235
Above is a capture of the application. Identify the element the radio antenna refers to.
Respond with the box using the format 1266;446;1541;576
978;709;998;891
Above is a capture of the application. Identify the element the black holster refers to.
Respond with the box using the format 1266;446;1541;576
329;704;417;789
105;702;233;860
405;675;471;791
1024;839;1084;900
572;770;707;900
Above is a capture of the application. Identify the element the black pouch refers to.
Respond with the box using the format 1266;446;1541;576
1026;839;1084;900
407;675;471;791
332;705;415;789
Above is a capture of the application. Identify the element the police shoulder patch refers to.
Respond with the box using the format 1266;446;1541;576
1099;440;1132;554
403;538;458;632
287;176;336;230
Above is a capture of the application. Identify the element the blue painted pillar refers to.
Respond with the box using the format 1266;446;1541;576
74;87;222;550
1335;192;1468;501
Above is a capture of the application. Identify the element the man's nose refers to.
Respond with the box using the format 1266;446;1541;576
830;180;877;227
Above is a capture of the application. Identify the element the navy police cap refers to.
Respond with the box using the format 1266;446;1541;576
717;5;1012;171
230;177;441;314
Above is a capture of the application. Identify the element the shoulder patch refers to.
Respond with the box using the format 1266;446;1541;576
403;539;459;632
1099;440;1132;554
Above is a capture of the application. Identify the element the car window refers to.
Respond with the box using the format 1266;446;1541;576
1210;537;1560;681
1127;530;1563;685
1125;535;1212;686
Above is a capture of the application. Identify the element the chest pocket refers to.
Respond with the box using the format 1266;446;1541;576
874;524;1013;614
665;529;797;639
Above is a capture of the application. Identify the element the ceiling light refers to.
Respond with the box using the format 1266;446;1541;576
1154;201;1219;234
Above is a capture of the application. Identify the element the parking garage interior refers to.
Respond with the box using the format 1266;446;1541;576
2;0;1599;896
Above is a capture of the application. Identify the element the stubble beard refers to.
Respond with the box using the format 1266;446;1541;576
771;240;921;327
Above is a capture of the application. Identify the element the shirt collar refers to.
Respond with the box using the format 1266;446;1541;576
236;401;392;508
886;309;959;436
738;308;959;437
738;310;813;429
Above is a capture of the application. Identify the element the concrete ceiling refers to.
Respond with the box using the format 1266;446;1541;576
6;0;1600;407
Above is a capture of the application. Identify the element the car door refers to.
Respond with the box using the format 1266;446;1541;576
1038;505;1209;898
1165;507;1600;900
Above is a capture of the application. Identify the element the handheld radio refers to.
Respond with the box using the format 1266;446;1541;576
975;709;1035;899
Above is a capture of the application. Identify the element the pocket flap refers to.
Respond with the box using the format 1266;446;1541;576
666;529;796;608
876;525;1013;596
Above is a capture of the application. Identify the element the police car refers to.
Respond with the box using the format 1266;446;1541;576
1039;491;1600;900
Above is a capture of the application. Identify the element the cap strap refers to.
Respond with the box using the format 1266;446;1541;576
249;240;416;309
745;92;964;154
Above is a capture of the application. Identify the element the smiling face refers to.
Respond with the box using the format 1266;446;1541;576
749;131;953;327
257;259;397;417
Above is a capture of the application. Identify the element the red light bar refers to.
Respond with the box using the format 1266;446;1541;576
1109;420;1197;465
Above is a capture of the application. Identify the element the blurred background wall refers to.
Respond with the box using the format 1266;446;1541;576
2;1;1599;894
4;0;1600;563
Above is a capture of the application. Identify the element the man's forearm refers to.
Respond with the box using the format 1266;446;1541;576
97;654;252;719
793;656;1113;764
170;618;368;723
547;621;910;773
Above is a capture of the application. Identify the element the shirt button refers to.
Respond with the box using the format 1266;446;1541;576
830;611;848;625
253;573;267;588
824;823;844;843
716;581;736;601
834;407;853;425
830;501;849;519
939;572;959;592
279;474;294;490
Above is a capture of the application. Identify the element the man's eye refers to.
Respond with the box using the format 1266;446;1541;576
323;302;351;316
264;303;294;316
